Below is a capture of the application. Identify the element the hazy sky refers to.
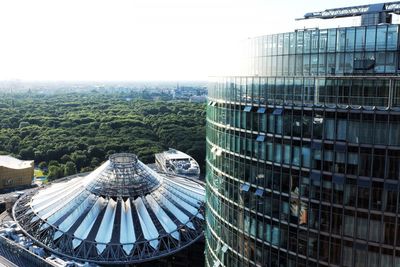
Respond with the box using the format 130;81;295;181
0;0;389;81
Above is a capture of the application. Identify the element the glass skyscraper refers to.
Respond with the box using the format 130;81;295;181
205;3;400;267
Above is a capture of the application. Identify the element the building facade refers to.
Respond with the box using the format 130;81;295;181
0;156;33;190
205;5;400;267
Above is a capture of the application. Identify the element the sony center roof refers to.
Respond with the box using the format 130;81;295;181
13;153;205;264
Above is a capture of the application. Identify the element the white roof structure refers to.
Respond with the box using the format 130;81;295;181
0;155;33;169
164;149;193;160
13;153;205;264
155;149;200;178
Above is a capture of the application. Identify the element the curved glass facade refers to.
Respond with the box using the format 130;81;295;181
205;24;400;267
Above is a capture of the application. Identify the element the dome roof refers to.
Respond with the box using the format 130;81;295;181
13;153;205;264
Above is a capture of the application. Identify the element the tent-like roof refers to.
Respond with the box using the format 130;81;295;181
13;153;205;264
0;155;33;170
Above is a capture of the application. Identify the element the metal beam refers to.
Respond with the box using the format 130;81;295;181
297;1;400;20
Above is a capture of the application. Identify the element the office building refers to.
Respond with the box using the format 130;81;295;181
205;2;400;266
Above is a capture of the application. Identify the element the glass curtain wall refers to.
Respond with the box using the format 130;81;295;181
206;23;400;267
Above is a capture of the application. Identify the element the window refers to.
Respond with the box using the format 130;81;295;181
357;180;370;209
355;27;366;51
255;188;264;197
272;108;283;115
365;26;376;50
243;106;252;112
256;135;265;142
376;25;387;50
257;107;266;113
240;183;250;192
327;29;337;52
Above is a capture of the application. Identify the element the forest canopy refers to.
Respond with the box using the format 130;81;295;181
0;92;206;179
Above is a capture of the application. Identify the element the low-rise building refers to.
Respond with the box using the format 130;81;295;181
155;148;200;179
0;156;33;190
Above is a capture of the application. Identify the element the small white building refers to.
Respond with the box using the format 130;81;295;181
155;148;200;178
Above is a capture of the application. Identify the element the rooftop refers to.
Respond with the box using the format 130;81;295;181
13;153;205;264
163;149;194;160
0;156;33;170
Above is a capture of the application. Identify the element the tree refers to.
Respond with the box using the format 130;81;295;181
0;93;206;175
64;161;77;176
48;165;64;181
71;152;87;171
38;161;47;170
90;157;100;168
48;160;60;167
19;147;35;159
60;154;72;164
19;121;30;128
81;166;93;173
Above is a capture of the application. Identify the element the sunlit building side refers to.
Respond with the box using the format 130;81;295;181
0;156;33;190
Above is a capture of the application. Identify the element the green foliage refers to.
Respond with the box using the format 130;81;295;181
38;161;47;169
48;165;64;181
48;160;60;167
64;161;77;176
0;92;206;176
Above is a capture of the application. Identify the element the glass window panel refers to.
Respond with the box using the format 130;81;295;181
275;144;282;163
344;53;354;74
284;145;291;164
346;28;355;51
376;25;387;50
277;34;283;55
365;26;376;50
303;54;310;75
385;52;396;73
289;32;295;54
282;55;289;75
293;78;303;104
284;78;293;103
356;217;368;239
338;79;351;106
288;55;295;75
271;56;277;76
324;78;337;105
304;31;310;53
310;54;318;74
326;53;335;76
296;31;303;53
311;30;319;52
355;27;366;51
304;78;315;104
319;30;327;52
337;29;346;52
295;54;303;75
386;24;398;50
283;33;289;54
324;118;335;140
302;147;311;168
328;28;337;52
272;34;278;55
337;119;347;140
335;53;345;74
389;115;400;145
318;54;326;75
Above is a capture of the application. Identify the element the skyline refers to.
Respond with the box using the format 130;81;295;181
0;0;391;81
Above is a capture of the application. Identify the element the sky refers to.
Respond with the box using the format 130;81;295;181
0;0;391;81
